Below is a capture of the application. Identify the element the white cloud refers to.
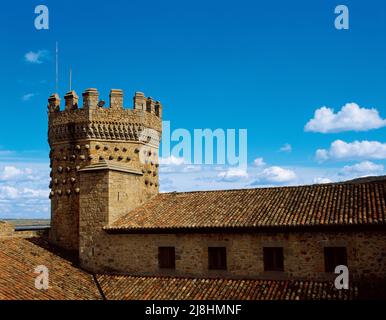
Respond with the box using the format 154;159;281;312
22;93;36;101
316;140;386;161
0;186;47;200
315;149;329;162
341;161;384;176
0;166;33;181
24;50;49;64
0;186;19;199
217;168;248;182
181;165;201;173
313;177;333;184
159;156;201;173
305;103;386;133
0;166;23;180
253;157;266;167
0;161;49;219
161;160;384;192
279;143;292;153
159;156;185;173
20;188;48;199
253;166;297;184
159;156;185;166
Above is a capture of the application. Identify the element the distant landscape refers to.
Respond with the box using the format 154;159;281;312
3;219;50;227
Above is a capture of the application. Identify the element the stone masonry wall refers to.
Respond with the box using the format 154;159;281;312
48;88;161;252
0;221;14;238
79;168;156;271
80;229;386;281
108;170;149;224
78;170;109;269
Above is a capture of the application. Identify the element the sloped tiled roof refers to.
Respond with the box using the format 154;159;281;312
106;181;386;232
96;275;358;300
0;235;373;300
0;237;101;300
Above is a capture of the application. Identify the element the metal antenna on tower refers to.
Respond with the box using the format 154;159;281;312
55;41;59;93
69;67;72;91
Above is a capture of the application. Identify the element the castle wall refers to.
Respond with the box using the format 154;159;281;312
0;221;14;238
108;170;148;224
79;230;386;281
78;170;109;269
48;89;162;252
78;167;157;271
50;88;386;284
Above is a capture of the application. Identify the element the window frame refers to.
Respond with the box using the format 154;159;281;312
158;246;176;269
324;247;347;272
263;247;284;272
208;247;227;270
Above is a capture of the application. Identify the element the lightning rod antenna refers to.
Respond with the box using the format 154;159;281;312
55;41;59;93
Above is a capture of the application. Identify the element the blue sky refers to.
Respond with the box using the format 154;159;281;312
1;0;385;218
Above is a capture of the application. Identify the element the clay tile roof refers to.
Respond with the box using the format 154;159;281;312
106;181;386;232
0;237;101;300
96;275;358;300
0;236;374;300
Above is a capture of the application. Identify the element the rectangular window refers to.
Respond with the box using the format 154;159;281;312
263;247;284;272
324;247;347;272
158;247;175;269
208;247;227;270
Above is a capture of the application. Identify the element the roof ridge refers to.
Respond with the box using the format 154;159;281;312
96;273;342;283
160;179;386;196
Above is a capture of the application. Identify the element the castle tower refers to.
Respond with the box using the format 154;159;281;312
48;88;162;252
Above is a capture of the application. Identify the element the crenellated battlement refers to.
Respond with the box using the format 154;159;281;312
48;89;162;145
49;88;162;116
48;87;163;252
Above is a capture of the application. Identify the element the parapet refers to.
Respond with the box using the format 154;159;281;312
64;90;79;111
110;89;123;110
133;92;162;118
48;88;163;145
48;88;162;118
48;93;60;112
82;88;99;109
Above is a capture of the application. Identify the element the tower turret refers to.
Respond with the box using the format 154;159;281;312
48;88;162;252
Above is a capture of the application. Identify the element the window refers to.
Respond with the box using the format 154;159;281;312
324;247;347;272
158;247;175;269
208;247;227;270
263;247;284;271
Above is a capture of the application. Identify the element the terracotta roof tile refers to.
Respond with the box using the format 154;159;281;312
96;275;358;300
0;237;101;300
106;181;386;232
0;237;377;300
